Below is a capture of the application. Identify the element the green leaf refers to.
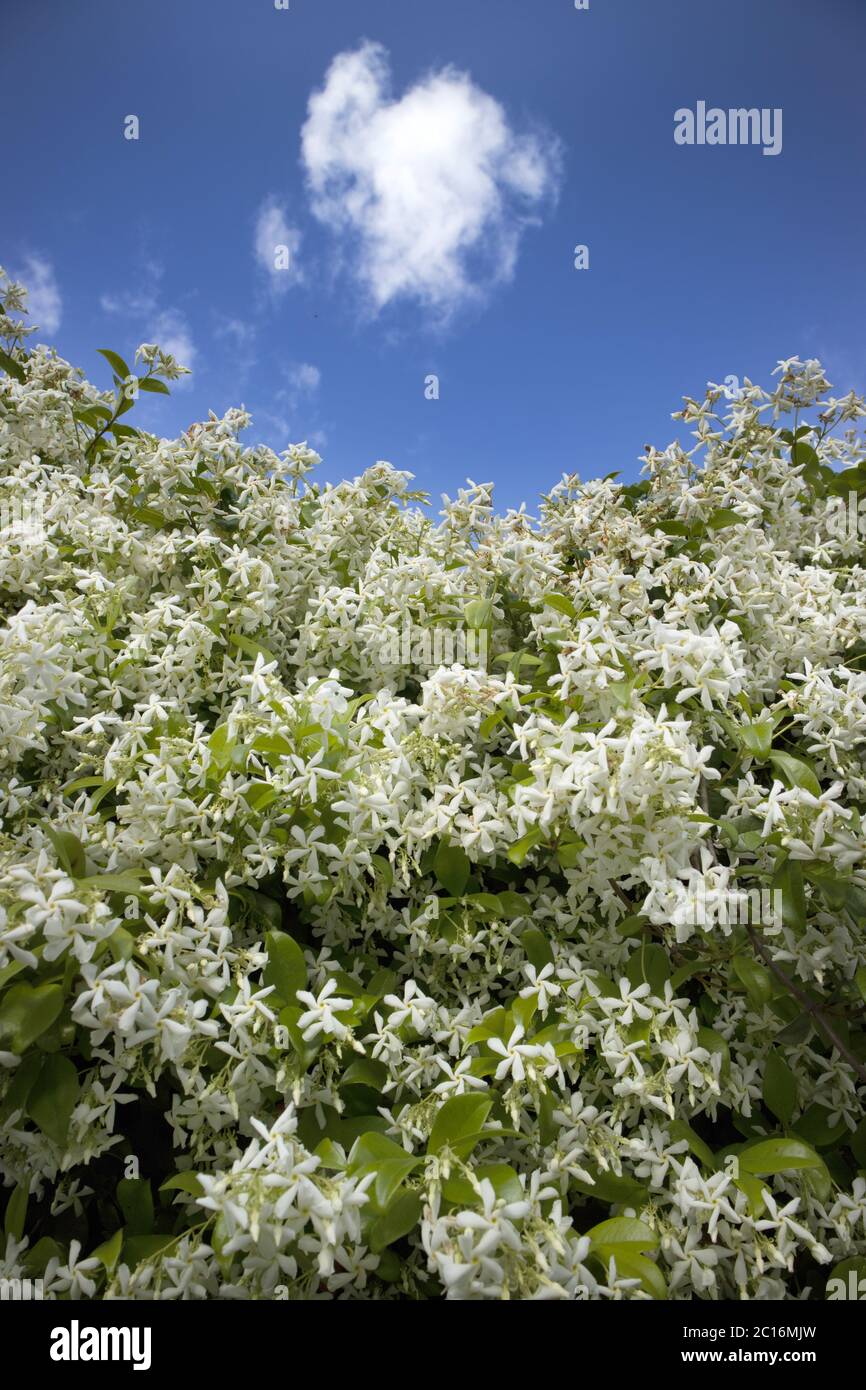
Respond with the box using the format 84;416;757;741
465;1006;511;1045
541;592;577;619
556;839;585;869
463;597;493;629
768;751;821;797
0;1051;43;1122
4;1181;29;1241
117;1178;154;1236
62;775;106;794
263;930;307;1006
792;440;820;470
76;870;148;895
762;1049;797;1126
91;1227;124;1273
697;1027;731;1082
587;1216;658;1250
605;1248;667;1299
0;959;26;993
137;376;171;394
0;983;64;1054
342;1056;388;1091
497;891;532;919
368;1189;422;1251
159;1172;204;1198
706;508;744;530
626;942;670;995
739;1137;827;1180
442;1164;523;1206
349;1132;421;1208
128;507;169;531
97;348;131;380
27;1053;79;1147
428;1093;493;1157
123;1234;175;1267
507;828;544;866
243;781;281;812
572;1170;648;1206
434;841;470;897
229;632;277;665
792;1104;847;1150
773;859;807;933
23;1237;62;1276
670;959;705;990
732;955;774;1008
668;1119;717;1170
45;827;86;877
617;913;649;939
469;892;505;916
479;709;504;739
313;1138;347;1170
521;926;554;971
376;1249;401;1282
734;1173;769;1216
0;345;26;381
725;714;774;761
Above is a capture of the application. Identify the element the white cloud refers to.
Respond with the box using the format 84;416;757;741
285;361;321;393
261;362;323;446
300;42;562;318
149;309;197;384
100;259;162;318
98;260;196;387
100;289;158;316
214;315;257;347
20;255;62;335
275;359;321;414
254;197;303;291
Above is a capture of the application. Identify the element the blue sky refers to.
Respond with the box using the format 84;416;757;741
3;0;865;511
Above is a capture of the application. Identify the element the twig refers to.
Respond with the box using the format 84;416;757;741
610;880;633;911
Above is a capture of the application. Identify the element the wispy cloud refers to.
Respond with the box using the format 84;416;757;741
285;361;321;394
100;259;196;385
19;254;62;335
300;41;562;321
100;259;162;318
254;197;303;293
254;360;323;449
214;315;257;348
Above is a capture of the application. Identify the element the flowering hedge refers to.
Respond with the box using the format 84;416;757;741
1;267;866;1301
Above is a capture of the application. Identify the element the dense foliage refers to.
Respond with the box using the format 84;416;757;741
2;266;866;1300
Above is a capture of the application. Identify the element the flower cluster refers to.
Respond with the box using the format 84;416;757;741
1;267;866;1300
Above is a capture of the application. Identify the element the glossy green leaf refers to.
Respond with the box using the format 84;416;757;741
762;1049;797;1126
0;983;64;1054
428;1093;493;1156
263;930;307;1005
27;1053;79;1146
434;841;471;897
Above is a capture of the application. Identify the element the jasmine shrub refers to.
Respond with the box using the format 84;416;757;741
1;266;866;1301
